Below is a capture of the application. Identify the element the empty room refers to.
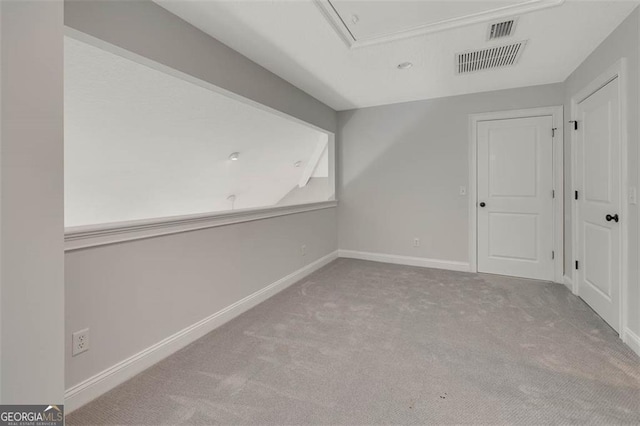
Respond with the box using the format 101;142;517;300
1;0;640;424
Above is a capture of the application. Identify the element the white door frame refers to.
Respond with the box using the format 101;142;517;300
469;106;564;283
570;58;628;336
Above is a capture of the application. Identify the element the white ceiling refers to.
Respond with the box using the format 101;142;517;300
337;1;534;40
157;0;639;111
319;0;564;47
65;36;329;227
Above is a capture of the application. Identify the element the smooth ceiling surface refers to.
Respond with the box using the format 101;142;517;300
65;37;328;227
157;0;638;110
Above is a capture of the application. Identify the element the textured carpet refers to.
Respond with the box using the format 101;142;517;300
67;259;640;425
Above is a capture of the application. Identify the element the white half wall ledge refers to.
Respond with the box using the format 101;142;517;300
64;250;339;413
65;201;337;251
338;250;470;272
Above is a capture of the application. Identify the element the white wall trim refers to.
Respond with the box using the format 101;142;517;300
622;328;640;358
65;201;337;251
64;250;339;413
562;275;575;293
570;58;629;335
468;106;564;283
338;250;470;272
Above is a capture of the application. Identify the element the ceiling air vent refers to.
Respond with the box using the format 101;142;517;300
488;19;517;40
456;41;527;74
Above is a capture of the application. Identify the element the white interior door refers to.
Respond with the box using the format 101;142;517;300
576;77;621;332
477;116;554;281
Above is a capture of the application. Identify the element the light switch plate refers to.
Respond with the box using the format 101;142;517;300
630;187;637;205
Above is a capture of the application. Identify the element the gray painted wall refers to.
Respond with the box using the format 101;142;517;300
66;208;337;388
337;84;564;263
1;1;65;403
564;8;640;337
64;0;338;390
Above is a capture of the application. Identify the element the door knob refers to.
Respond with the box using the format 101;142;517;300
606;214;619;223
479;202;486;208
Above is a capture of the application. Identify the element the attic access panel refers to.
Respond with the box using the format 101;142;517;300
315;0;564;48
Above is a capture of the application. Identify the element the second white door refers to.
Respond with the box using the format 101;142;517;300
477;116;555;281
575;77;621;333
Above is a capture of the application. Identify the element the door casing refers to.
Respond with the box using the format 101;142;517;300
570;58;629;338
469;106;564;283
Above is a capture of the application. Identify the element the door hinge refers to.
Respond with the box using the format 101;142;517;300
552;127;557;137
569;120;578;130
552;190;555;199
552;251;555;260
575;260;579;270
575;190;579;200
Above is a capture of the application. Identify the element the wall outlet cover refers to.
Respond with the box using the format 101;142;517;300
72;328;89;357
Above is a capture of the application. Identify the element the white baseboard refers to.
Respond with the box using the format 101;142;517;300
338;249;470;272
562;275;574;291
64;250;339;413
623;328;640;358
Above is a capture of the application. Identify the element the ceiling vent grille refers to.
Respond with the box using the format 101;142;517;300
456;41;527;74
488;19;516;40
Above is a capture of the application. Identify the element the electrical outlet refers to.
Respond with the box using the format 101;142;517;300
413;238;420;247
459;186;467;196
301;244;307;256
72;328;89;357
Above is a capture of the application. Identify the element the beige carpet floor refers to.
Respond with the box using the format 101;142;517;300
67;258;640;425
